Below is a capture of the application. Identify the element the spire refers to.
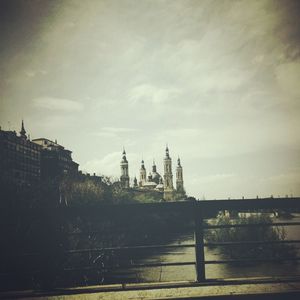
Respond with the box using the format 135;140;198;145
163;143;173;200
177;157;181;166
121;148;127;163
140;158;146;184
120;147;129;188
165;144;170;158
176;155;184;194
20;120;27;138
152;159;157;172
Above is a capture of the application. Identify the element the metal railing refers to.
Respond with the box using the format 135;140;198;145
194;198;300;281
1;197;300;291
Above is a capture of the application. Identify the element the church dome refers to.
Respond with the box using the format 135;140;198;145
151;171;161;184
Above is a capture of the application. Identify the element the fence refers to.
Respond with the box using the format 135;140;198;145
0;197;300;291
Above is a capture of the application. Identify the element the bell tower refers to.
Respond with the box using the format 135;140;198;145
139;160;146;186
120;149;130;188
176;157;184;192
133;176;138;187
163;145;174;200
20;120;27;139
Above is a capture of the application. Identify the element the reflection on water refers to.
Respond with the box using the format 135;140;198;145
119;215;300;283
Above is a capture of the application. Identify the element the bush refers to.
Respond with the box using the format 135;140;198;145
205;213;296;261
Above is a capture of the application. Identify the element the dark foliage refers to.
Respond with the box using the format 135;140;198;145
205;213;297;261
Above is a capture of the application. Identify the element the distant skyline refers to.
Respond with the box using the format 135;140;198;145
1;0;300;199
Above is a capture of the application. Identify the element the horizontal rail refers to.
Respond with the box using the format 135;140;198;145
198;198;300;211
3;255;300;277
1;244;196;258
4;239;299;259
204;240;300;246
63;261;196;271
204;222;300;229
66;244;195;253
205;257;300;264
67;229;194;236
5;197;300;218
2;256;300;277
0;261;196;276
120;261;196;268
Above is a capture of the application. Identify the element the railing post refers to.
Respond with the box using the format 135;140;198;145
194;202;206;282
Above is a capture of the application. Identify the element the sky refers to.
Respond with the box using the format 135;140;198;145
0;0;300;199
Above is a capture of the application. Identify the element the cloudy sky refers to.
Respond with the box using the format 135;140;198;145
1;0;300;199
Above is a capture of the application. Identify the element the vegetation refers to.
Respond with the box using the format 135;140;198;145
0;176;192;290
0;174;166;210
205;212;297;261
60;176;165;205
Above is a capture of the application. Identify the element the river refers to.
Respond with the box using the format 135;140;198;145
118;214;300;283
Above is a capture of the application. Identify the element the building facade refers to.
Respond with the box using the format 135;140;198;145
32;138;79;180
0;121;41;186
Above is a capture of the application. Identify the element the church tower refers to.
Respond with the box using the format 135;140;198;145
20;120;27;139
163;145;174;200
139;160;146;186
176;157;184;192
120;149;130;188
133;176;138;188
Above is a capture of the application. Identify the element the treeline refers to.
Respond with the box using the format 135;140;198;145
0;175;165;211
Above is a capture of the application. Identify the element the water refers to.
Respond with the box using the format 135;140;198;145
125;214;300;282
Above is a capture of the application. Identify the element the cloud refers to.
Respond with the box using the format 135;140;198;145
101;127;139;133
82;151;141;178
91;127;139;138
128;84;181;104
81;152;120;177
32;97;84;112
275;60;300;97
24;70;36;77
266;172;300;184
200;67;253;93
161;128;201;139
260;171;300;197
191;173;236;184
24;69;48;78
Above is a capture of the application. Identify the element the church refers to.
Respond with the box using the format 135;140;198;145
120;146;185;201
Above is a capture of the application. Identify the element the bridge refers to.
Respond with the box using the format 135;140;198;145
1;197;300;299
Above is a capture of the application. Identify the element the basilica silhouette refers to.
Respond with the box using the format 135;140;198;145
120;146;185;201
